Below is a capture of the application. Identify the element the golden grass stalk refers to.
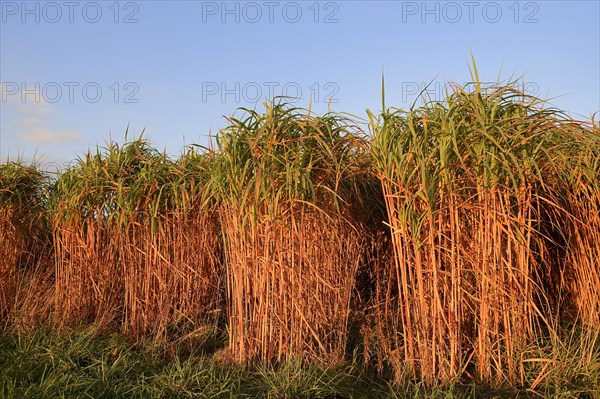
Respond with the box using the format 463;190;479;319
51;138;222;342
368;74;596;386
556;121;600;327
214;101;371;363
0;161;50;325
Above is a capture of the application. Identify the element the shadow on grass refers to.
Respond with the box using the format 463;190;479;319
0;326;598;399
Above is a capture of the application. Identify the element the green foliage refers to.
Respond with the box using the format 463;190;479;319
1;327;597;398
0;160;50;237
50;137;173;229
213;99;367;214
1;68;599;394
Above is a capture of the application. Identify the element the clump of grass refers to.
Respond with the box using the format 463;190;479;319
213;100;373;364
554;119;600;328
0;328;384;399
162;147;224;338
369;68;599;387
1;69;598;394
0;160;52;327
3;327;595;398
517;322;600;397
50;137;222;342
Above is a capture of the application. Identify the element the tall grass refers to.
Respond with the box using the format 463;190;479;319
556;120;600;328
0;161;52;327
369;76;599;386
0;72;598;392
50;138;222;342
213;101;373;363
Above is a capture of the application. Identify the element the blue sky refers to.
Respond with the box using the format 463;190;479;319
1;0;599;167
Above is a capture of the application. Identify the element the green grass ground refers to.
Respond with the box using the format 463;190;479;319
1;328;596;399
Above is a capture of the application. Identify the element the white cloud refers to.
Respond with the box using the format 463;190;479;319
16;126;81;144
13;118;39;128
1;83;82;147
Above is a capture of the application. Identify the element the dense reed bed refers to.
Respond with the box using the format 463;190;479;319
0;161;53;328
213;102;375;363
0;75;598;392
50;139;222;342
556;121;600;328
369;75;600;387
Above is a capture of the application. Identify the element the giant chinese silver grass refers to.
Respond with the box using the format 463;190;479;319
0;160;52;327
51;137;222;342
213;101;371;363
553;119;600;328
369;71;598;386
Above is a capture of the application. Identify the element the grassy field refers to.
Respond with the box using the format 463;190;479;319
1;327;596;398
1;73;599;397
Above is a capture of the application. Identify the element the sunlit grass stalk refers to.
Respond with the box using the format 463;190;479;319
555;120;600;328
0;160;51;326
369;75;595;386
214;101;371;363
50;138;222;342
